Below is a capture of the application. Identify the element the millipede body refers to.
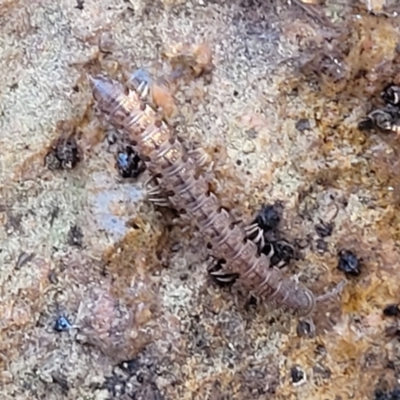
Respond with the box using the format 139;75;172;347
89;75;316;317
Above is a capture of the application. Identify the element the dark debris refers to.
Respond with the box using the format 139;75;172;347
254;204;281;232
75;0;84;10
382;84;400;106
315;221;333;237
272;241;295;265
102;355;165;400
51;374;70;394
296;320;314;338
315;239;328;254
290;366;305;384
374;388;400;400
45;136;81;170
54;316;73;332
385;325;400;340
362;107;400;133
383;304;400;317
15;252;35;269
116;145;146;179
337;249;361;276
295;118;311;132
67;225;83;247
359;85;400;134
262;240;297;267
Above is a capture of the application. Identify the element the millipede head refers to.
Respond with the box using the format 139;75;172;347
88;74;125;115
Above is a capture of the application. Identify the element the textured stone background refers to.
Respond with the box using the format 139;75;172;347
1;0;400;399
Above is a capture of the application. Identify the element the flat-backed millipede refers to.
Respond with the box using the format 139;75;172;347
89;73;332;319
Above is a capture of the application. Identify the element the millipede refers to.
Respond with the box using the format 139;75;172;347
88;71;343;324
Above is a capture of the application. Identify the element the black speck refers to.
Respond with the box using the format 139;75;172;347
245;295;258;311
255;204;281;231
116;145;145;178
48;270;58;284
196;338;206;348
72;85;80;92
52;374;70;393
45;136;81;170
382;85;400;106
5;212;23;233
290;366;304;384
54;316;73;332
295;118;311;132
314;344;326;355
296;320;313;337
49;206;60;226
233;90;239;97
316;239;328;253
15;252;35;269
374;388;400;400
383;304;400;317
337;250;361;276
386;325;400;339
119;358;141;374
9;82;18;91
315;222;333;238
67;225;83;247
75;0;84;10
264;241;295;266
107;131;118;145
179;273;189;281
358;117;375;131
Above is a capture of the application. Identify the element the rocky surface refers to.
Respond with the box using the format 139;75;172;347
1;0;400;399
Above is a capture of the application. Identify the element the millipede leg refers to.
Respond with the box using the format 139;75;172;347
137;81;150;100
207;256;239;286
316;279;347;303
188;147;211;168
147;186;170;207
245;223;265;249
299;316;316;337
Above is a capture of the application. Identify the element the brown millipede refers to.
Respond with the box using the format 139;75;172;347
89;73;343;321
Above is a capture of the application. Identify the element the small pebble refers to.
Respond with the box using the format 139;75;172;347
242;140;255;154
295;118;311;132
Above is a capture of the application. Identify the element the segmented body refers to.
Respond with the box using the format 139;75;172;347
89;75;316;317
